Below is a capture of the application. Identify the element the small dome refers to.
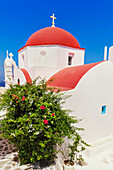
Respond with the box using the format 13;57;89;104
25;27;80;49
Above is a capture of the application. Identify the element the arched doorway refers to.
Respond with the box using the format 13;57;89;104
18;79;20;85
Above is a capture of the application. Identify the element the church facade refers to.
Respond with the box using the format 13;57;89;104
4;15;113;157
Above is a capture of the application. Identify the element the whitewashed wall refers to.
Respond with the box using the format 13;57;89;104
57;46;85;69
14;69;26;85
18;45;85;81
64;61;113;144
27;46;58;67
18;47;28;68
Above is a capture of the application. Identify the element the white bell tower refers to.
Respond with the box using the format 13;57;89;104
4;50;12;88
4;51;18;88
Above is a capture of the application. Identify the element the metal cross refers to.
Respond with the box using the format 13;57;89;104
50;13;56;27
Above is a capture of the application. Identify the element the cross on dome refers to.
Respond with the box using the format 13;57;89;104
9;52;13;59
50;13;56;27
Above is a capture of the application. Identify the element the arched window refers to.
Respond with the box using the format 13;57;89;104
68;53;74;66
21;54;24;67
68;56;72;65
39;51;46;66
12;65;14;79
18;79;20;85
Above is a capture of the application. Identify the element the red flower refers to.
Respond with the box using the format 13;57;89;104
43;119;48;125
22;96;25;101
52;113;55;116
28;117;30;118
12;94;19;99
40;105;45;110
12;94;15;98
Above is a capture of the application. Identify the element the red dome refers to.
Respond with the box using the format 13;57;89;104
25;27;80;49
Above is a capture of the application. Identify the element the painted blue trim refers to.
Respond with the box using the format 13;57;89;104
101;105;106;114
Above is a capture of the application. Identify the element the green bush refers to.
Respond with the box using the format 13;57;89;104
0;78;89;165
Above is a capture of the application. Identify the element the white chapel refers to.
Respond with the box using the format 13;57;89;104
4;14;113;157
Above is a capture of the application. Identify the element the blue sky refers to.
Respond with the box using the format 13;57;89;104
0;0;113;81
